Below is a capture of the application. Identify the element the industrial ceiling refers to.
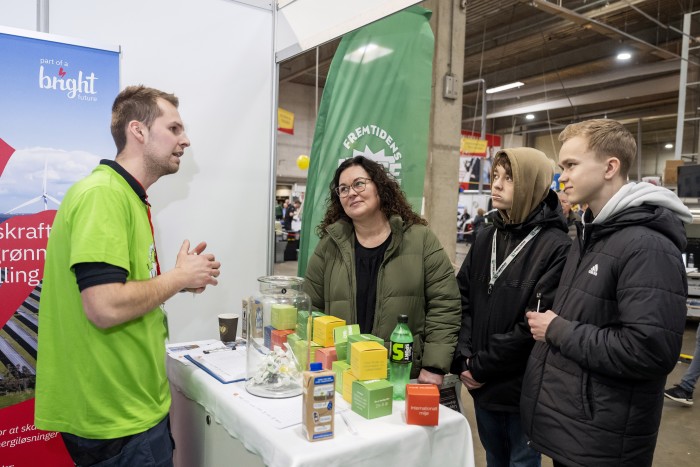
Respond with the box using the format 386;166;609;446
279;0;699;156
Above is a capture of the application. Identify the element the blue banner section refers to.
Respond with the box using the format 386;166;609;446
0;31;120;213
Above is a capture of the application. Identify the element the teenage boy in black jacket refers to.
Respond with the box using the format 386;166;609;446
522;119;692;467
453;147;571;467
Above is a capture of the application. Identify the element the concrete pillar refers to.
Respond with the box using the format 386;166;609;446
422;0;466;264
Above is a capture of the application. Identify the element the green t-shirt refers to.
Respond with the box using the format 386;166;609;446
35;163;169;438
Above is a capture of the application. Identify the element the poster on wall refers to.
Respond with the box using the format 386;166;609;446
0;27;119;465
459;130;501;191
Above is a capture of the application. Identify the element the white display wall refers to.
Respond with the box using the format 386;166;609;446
1;0;275;342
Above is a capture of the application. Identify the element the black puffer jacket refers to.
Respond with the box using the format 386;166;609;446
521;205;688;466
452;190;571;411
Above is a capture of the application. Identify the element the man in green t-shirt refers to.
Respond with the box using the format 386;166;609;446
35;85;222;466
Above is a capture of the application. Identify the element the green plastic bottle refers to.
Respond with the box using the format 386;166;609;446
389;314;413;400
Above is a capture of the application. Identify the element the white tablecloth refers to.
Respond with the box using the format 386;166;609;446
167;344;475;467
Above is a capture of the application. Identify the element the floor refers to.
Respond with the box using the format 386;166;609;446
275;242;700;467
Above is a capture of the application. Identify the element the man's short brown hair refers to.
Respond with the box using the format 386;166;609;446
110;85;179;154
558;119;637;177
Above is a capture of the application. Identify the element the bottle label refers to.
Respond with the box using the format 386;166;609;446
390;341;413;364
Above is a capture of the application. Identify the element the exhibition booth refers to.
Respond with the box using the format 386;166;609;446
0;1;475;465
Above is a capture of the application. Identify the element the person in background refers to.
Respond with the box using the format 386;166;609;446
557;190;581;241
284;198;300;231
452;148;571;467
35;85;221;466
471;208;486;235
522;119;691;467
275;199;284;220
664;322;700;406
304;155;460;384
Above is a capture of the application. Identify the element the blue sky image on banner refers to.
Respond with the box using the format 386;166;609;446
0;32;119;215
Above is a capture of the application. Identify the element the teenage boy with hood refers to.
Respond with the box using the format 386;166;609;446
453;147;571;467
522;119;692;467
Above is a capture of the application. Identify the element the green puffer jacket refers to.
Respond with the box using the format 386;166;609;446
303;215;461;377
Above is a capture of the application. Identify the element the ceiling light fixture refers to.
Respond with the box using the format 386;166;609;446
665;143;673;149
485;81;524;94
616;52;632;60
525;114;535;120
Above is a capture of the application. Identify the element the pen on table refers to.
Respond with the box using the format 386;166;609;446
341;412;358;436
203;346;236;354
536;292;542;313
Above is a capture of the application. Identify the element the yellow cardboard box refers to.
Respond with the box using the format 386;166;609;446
350;341;388;380
312;315;346;347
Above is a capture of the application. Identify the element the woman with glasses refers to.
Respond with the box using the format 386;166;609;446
303;156;460;385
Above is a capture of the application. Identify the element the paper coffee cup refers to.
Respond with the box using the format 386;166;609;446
218;313;239;343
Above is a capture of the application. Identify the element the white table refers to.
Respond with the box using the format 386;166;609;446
167;343;475;467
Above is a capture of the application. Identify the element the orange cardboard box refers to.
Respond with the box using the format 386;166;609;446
405;384;440;426
315;347;337;370
270;329;294;350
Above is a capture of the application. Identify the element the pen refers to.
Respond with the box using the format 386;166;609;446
341;412;358;436
536;292;542;313
203;346;236;354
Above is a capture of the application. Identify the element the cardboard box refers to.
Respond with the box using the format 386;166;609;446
271;304;297;330
315;346;337;370
350;341;388;380
293;339;321;371
271;329;294;350
332;360;351;395
312;315;346;347
664;159;684;185
249;299;263;338
296;311;325;340
333;324;361;361
405;384;440;426
286;332;301;351
347;334;384;364
352;380;393;419
264;325;274;349
241;298;248;340
342;368;357;403
302;365;335;441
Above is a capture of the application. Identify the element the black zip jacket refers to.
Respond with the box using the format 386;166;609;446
521;205;688;466
452;190;571;412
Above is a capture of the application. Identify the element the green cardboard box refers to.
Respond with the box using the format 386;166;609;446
292;339;321;371
333;324;361;362
332;360;351;395
296;310;325;340
286;332;301;351
271;303;297;330
346;334;383;364
351;379;393;419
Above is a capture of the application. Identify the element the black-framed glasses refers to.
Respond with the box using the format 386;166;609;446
334;177;371;198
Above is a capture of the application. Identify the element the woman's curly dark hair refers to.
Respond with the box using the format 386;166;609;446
316;156;427;238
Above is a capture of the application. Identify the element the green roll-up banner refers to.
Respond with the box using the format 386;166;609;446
298;6;434;276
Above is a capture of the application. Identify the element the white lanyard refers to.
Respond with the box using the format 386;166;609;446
489;225;542;294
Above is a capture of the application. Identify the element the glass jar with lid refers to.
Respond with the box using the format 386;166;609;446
246;275;308;398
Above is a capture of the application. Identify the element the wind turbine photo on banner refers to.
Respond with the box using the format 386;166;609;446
5;159;61;215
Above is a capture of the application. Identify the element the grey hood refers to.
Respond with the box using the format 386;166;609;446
594;182;693;225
